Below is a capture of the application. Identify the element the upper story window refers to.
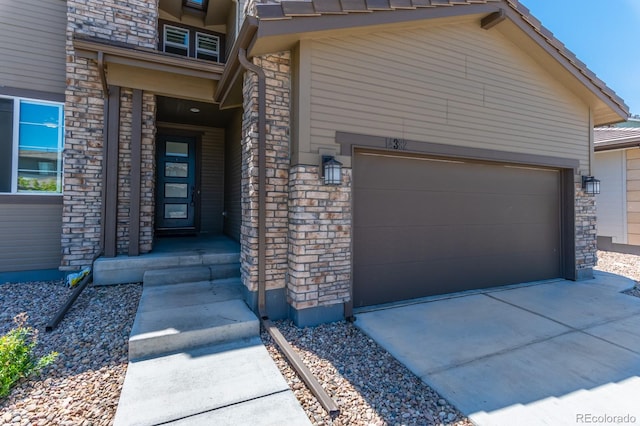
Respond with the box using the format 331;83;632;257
184;0;207;11
160;20;224;63
0;96;64;194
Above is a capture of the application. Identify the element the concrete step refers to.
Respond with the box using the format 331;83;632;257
138;278;243;312
143;264;240;287
114;337;311;426
94;251;240;285
129;277;257;360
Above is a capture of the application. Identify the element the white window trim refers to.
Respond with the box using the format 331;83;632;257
195;32;220;62
164;25;190;56
0;94;64;196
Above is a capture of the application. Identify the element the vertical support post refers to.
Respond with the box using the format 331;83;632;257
129;89;142;256
104;85;120;258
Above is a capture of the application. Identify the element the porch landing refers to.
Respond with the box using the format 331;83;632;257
93;235;240;285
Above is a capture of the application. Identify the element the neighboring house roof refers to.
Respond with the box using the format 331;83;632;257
612;118;640;128
220;0;627;125
594;127;640;151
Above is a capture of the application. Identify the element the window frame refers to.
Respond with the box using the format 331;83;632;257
0;95;64;196
163;25;190;57
158;20;225;63
195;32;220;62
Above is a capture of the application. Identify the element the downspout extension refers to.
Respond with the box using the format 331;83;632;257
237;48;340;417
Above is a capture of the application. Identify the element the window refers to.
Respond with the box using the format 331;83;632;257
159;21;224;63
195;32;219;62
183;0;207;10
163;25;189;57
0;96;64;194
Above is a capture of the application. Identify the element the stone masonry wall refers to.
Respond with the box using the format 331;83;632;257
62;0;158;269
116;89;157;254
288;167;352;310
240;53;290;292
575;183;597;274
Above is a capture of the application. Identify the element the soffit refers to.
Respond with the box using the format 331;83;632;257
73;37;224;103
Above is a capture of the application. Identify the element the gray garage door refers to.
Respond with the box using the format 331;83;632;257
353;151;562;308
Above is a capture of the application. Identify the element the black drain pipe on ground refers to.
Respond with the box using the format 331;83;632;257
45;271;93;332
237;48;339;417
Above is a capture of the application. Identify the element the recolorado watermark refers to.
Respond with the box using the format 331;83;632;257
576;413;637;424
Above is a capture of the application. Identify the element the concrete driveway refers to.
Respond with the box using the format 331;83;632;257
355;271;640;425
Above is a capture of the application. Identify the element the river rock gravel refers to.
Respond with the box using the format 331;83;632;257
1;249;639;426
0;280;142;426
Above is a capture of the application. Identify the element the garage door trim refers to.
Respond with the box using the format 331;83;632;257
340;134;578;314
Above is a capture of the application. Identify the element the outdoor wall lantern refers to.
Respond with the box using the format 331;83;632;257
321;155;343;185
582;175;601;195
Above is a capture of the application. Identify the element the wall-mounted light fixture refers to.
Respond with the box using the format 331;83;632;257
321;155;342;186
582;175;601;195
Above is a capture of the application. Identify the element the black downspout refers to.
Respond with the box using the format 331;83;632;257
237;48;339;416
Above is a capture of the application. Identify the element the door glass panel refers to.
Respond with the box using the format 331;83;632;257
165;204;188;219
166;141;188;157
165;183;188;198
165;162;188;177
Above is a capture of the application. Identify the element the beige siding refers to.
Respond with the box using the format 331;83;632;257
200;128;225;234
224;110;242;242
305;19;590;170
0;0;66;94
627;149;640;245
0;201;62;272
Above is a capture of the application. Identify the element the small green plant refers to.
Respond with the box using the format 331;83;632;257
0;313;58;399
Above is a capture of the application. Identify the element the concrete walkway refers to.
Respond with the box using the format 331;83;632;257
113;270;310;426
355;271;640;426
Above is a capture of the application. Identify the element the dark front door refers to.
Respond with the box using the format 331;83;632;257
155;135;198;234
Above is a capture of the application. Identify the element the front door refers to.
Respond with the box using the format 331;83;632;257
155;134;198;234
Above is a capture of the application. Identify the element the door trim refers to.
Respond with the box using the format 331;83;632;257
155;132;202;235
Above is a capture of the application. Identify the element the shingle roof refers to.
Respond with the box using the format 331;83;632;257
595;128;640;144
254;0;627;118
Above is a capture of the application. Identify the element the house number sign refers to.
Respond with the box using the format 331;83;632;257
385;137;407;151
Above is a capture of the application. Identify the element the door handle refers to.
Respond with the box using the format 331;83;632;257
190;186;195;206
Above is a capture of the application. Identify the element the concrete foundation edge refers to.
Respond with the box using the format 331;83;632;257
244;287;289;320
0;269;66;284
575;267;594;281
289;304;344;327
598;236;640;256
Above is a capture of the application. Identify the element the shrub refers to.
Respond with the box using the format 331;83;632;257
0;313;58;399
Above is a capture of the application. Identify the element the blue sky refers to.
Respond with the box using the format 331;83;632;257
522;0;640;116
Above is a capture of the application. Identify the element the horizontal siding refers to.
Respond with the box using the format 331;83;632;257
200;128;225;234
0;202;62;272
308;20;590;169
627;149;640;245
224;111;242;242
0;0;67;94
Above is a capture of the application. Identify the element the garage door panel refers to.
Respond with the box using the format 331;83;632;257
353;151;562;308
355;154;559;196
354;222;559;267
355;189;557;228
354;248;560;307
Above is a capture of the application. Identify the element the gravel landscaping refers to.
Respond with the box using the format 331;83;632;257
0;280;142;425
1;249;639;425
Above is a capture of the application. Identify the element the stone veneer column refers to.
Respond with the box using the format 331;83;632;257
241;53;291;318
115;89;157;254
575;184;597;279
288;167;352;326
62;0;158;269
